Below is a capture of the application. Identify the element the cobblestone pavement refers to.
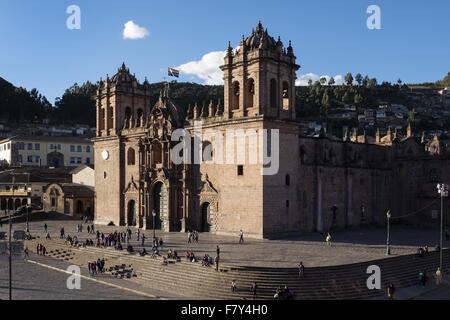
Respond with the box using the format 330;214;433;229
2;217;448;268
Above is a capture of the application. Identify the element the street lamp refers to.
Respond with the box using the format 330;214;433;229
437;183;449;273
152;209;156;245
386;210;391;255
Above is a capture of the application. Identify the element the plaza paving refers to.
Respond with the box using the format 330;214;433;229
2;216;448;268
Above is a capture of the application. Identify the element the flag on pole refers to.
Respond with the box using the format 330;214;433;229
168;68;180;78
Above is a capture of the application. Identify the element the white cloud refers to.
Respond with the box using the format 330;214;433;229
123;21;149;40
295;73;344;86
177;50;227;85
177;50;344;88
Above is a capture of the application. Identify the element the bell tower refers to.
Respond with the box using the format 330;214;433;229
220;21;300;121
96;63;152;137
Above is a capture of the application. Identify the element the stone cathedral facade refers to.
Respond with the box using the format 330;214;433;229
93;22;449;239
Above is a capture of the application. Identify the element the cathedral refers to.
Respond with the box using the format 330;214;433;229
93;22;449;239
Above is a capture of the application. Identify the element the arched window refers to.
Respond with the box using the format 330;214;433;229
246;78;255;108
232;82;240;110
202;141;213;163
100;109;105;130
127;148;135;166
152;142;163;166
108;107;114;128
282;81;289;110
125;107;132;121
270;79;277;108
137;108;144;126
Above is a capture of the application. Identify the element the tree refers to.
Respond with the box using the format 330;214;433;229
397;78;402;86
345;73;354;86
362;76;369;87
320;77;327;85
308;79;313;86
342;91;352;104
369;78;378;88
328;77;335;86
354;93;363;106
355;73;363;86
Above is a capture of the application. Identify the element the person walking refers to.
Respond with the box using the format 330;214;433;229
387;283;395;300
216;245;220;257
251;282;257;299
418;271;426;286
24;247;29;260
326;233;332;246
298;261;305;278
215;255;220;272
136;229;140;241
187;231;192;244
141;234;146;247
436;268;443;285
239;230;244;244
44;223;47;233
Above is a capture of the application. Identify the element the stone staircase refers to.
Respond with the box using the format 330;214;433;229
26;239;450;300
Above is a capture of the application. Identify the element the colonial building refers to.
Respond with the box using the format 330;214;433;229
93;22;449;238
0;135;94;168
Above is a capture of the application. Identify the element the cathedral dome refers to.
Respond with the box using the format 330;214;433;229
245;21;277;50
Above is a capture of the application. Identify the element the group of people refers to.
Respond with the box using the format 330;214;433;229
36;243;47;256
88;259;105;276
187;230;199;243
201;254;214;267
274;286;294;300
185;251;197;262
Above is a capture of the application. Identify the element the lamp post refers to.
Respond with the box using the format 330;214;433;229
386;210;391;255
152;209;156;245
9;176;15;300
437;183;449;273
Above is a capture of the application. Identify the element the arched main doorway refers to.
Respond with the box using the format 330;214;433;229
201;202;213;232
127;200;136;226
152;182;168;230
76;200;84;214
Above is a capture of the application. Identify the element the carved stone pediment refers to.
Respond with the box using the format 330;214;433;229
199;175;218;194
123;176;139;194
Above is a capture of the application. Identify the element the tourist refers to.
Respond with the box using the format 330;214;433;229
231;280;237;292
298;261;305;278
251;282;257;298
44;223;47;233
136;229;140;241
418;271;426;286
215;255;219;272
24;247;29;260
326;233;332;246
60;227;65;239
163;257;168;265
387;283;395;300
87;225;90;234
436;268;442;285
239;230;244;244
91;224;95;234
159;238;164;249
188;231;192;243
283;285;293;300
141;234;146;247
216;245;220;256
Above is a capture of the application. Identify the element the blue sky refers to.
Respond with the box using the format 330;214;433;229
0;0;449;104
